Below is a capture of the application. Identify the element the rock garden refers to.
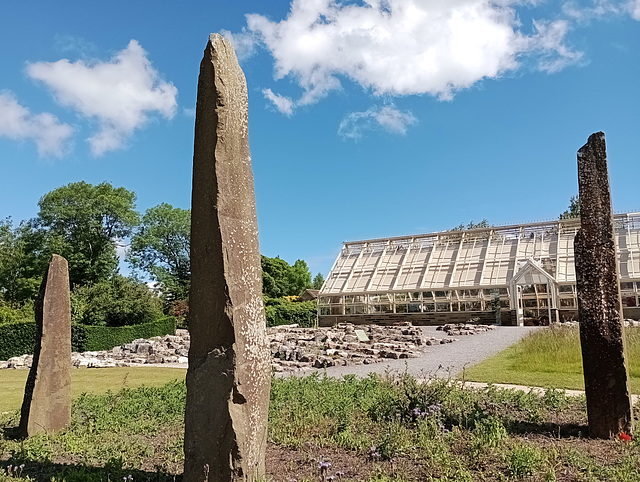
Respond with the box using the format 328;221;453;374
0;322;496;373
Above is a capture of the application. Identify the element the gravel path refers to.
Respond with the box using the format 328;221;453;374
290;325;541;379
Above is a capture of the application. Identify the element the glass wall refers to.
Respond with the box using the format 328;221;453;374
318;288;511;315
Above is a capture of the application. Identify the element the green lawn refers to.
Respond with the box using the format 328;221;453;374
0;366;186;413
464;325;640;393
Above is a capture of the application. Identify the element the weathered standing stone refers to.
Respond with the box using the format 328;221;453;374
183;34;271;481
575;131;633;438
19;254;71;437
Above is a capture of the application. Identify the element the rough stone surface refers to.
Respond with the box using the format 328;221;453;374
18;254;71;437
574;131;634;438
183;34;270;482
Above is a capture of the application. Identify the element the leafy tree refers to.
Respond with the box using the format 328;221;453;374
261;256;313;297
35;181;139;287
128;203;190;304
288;259;312;295
450;219;490;231
261;256;291;298
71;275;163;326
0;219;41;304
312;273;325;290
559;195;580;220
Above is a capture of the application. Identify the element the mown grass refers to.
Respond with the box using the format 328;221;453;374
0;367;186;413
464;325;640;392
2;374;640;481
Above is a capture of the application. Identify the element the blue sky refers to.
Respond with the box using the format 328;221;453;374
0;1;639;278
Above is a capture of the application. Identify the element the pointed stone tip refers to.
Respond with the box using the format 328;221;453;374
209;32;223;44
207;33;237;59
578;131;605;155
588;131;605;143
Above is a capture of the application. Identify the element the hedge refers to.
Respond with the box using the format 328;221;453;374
265;300;317;328
0;317;176;361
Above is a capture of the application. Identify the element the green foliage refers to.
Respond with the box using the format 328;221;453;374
71;276;163;327
0;320;37;360
0;300;34;324
0;219;41;303
73;317;176;352
35;181;139;288
128;203;190;306
450;219;490;231
2;374;640;480
264;297;317;327
312;272;325;289
0;317;176;360
560;195;580;220
507;444;545;477
261;255;312;297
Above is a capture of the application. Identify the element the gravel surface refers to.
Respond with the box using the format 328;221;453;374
289;325;540;379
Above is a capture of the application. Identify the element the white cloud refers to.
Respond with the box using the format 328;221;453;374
27;40;177;156
338;104;417;140
528;20;584;72
242;0;582;111
219;28;259;61
562;0;636;21
263;88;295;115
0;91;73;157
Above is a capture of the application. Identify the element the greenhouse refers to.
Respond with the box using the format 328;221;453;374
318;212;640;326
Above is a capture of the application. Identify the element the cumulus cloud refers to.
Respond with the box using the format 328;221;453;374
27;40;177;156
630;0;640;19
219;28;260;61
263;88;295;115
0;92;73;157
338;104;417;140
240;0;582;111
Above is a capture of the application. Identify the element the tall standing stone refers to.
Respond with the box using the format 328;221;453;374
183;34;271;481
19;254;72;438
575;131;633;438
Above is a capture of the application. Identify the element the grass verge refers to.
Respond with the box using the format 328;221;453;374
0;367;186;413
464;325;640;393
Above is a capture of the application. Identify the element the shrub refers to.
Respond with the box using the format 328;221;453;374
72;275;163;327
73;317;176;351
0;320;37;360
0;317;176;360
0;300;35;324
264;298;317;327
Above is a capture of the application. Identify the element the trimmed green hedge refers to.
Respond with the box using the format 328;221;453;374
0;321;38;361
0;317;176;361
265;300;317;328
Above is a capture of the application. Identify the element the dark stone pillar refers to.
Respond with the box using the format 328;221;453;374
19;254;72;437
575;131;633;438
183;34;270;481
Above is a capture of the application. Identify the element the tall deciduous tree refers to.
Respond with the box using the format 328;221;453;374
261;255;313;298
35;181;139;287
312;273;325;290
128;203;191;304
0;219;41;303
560;195;580;220
288;259;312;295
